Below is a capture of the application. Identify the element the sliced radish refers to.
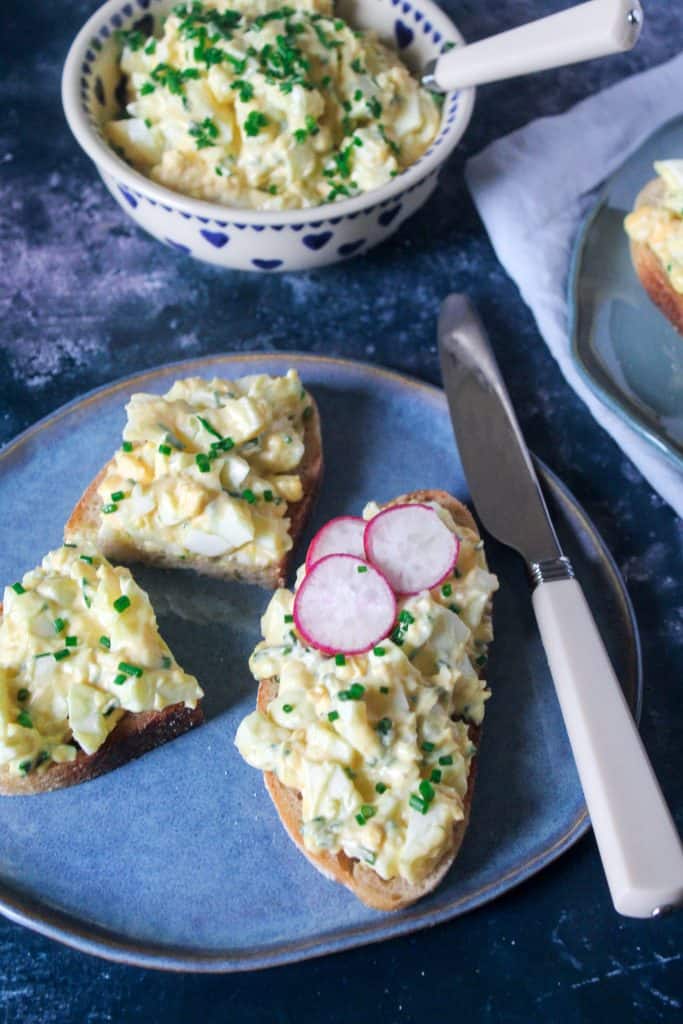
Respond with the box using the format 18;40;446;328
306;516;367;569
363;504;460;595
294;554;396;656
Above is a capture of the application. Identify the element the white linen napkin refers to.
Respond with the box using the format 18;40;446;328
465;52;683;517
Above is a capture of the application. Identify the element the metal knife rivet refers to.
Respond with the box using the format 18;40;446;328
627;8;642;26
651;905;674;918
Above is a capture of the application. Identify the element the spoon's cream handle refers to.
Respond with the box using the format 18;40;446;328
426;0;643;92
533;577;683;918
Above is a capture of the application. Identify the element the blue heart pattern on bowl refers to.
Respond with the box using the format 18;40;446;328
338;240;366;257
302;231;333;251
394;19;414;49
200;229;229;248
378;205;402;227
252;258;283;270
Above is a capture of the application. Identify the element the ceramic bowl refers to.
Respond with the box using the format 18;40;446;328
62;0;473;272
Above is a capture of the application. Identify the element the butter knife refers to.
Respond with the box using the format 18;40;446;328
438;294;683;918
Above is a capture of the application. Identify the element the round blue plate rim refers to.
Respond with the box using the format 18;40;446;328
0;353;642;972
567;114;683;472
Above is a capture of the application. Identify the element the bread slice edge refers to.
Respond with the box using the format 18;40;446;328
629;178;683;336
0;596;204;796
64;395;324;589
256;488;490;911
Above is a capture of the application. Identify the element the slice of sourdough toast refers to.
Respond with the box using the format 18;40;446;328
0;545;204;796
65;395;323;589
629;179;683;336
0;656;203;797
255;488;493;911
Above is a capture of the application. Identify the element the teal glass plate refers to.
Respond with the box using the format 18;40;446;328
568;115;683;471
0;354;641;971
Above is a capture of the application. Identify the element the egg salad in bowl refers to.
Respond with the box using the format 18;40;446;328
63;0;472;269
105;0;442;210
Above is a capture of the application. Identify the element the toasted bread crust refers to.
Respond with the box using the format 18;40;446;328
257;489;491;911
64;396;323;589
630;179;683;336
0;600;204;796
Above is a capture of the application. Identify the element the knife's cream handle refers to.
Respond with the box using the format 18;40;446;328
532;577;683;918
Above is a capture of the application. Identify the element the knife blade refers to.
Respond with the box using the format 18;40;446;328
438;293;683;919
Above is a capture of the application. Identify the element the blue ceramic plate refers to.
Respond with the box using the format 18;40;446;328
0;354;641;971
568;115;683;470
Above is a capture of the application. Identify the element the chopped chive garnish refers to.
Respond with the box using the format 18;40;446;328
65;636;78;647
357;565;368;573
18;759;33;775
284;614;294;623
431;768;442;784
158;444;172;456
375;782;387;794
355;813;366;826
282;703;294;713
338;682;365;701
99;635;111;649
327;710;339;722
264;489;274;502
110;491;126;503
17;688;29;702
63;543;77;548
17;710;33;728
409;794;428;814
241;488;256;504
441;583;452;597
102;503;118;514
54;617;66;634
476;654;488;666
122;441;133;452
210;436;235;453
449;604;461;615
244;110;268;136
161;655;172;668
379;685;389;694
419;779;435;802
360;804;376;820
118;661;143;678
197;414;222;439
113;595;131;614
373;647;386;657
421;741;435;753
113;673;127;686
376;717;392;735
439;755;454;766
454;568;462;578
54;649;70;661
399;610;415;625
80;554;94;564
11;583;25;595
195;453;211;473
335;653;346;666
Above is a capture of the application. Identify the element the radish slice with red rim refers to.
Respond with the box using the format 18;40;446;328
294;554;397;656
306;516;366;569
363;503;460;596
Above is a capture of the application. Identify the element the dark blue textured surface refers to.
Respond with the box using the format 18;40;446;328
1;0;681;1019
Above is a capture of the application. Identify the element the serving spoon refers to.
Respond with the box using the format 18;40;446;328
422;0;643;93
